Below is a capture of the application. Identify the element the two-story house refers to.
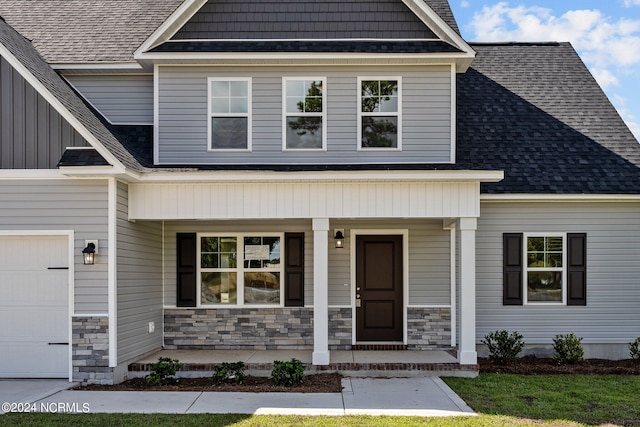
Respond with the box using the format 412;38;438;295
0;0;639;384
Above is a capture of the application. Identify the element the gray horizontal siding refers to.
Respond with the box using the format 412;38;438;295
1;56;88;169
173;0;437;40
116;181;163;363
157;65;452;165
476;201;640;344
0;179;109;313
64;74;153;125
162;219;450;308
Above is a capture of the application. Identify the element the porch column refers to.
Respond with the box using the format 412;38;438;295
312;218;330;365
458;217;478;365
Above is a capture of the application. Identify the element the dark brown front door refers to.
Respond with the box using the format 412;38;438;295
356;235;403;342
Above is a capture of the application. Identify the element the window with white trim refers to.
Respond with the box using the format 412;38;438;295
283;78;326;150
208;78;251;151
525;234;566;304
358;77;401;150
199;234;283;306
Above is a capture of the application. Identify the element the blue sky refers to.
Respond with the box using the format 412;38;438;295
448;1;640;140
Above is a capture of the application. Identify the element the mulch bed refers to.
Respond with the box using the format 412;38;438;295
480;356;640;375
74;372;343;393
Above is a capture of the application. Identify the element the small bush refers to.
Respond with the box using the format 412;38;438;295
271;358;305;386
553;333;584;365
481;330;525;365
629;337;640;361
212;361;246;384
146;357;184;385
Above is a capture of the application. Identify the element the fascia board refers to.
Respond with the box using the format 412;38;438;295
0;43;126;174
134;0;208;58
131;170;505;183
402;0;476;58
481;194;640;201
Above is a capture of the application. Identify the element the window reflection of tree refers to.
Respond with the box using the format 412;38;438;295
287;81;323;138
361;80;398;148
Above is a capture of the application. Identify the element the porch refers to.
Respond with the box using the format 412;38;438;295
128;349;478;378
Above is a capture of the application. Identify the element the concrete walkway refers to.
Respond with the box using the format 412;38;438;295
1;377;475;417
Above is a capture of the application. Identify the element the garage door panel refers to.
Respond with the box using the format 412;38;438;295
0;236;69;378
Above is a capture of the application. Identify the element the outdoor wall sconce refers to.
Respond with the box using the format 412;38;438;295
82;240;98;265
334;229;345;248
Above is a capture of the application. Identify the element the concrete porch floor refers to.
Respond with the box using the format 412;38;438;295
129;349;478;378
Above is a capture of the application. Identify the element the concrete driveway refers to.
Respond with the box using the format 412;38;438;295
0;380;76;414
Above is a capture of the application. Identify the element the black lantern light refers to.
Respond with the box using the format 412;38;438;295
82;242;96;265
334;230;345;248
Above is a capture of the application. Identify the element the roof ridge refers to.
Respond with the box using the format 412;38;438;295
469;41;563;46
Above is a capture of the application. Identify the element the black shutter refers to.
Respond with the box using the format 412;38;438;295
503;233;523;305
176;233;197;307
284;232;305;307
567;233;587;306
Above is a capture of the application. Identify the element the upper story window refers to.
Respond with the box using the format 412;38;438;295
208;78;252;151
525;234;565;304
283;78;326;151
358;77;402;151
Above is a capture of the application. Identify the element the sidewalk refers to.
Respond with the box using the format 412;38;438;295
3;377;476;416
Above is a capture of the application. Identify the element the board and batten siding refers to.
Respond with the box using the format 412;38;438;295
1;56;88;169
162;219;450;308
157;65;452;165
64;74;153;125
0;179;109;313
476;201;640;344
116;181;163;364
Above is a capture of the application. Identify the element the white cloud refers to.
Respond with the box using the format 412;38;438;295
461;1;470;8
467;3;640;139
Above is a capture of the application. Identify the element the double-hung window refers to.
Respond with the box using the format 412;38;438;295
525;234;566;304
208;78;251;151
358;77;402;150
283;78;326;150
199;234;283;306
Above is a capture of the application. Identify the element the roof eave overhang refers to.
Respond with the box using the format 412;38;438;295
135;52;475;71
127;169;504;184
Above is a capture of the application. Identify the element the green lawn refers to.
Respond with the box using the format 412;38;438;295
3;374;639;426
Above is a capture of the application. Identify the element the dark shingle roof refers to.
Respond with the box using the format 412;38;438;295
152;40;462;53
0;1;181;63
57;148;110;167
0;17;146;171
422;0;459;35
457;43;640;194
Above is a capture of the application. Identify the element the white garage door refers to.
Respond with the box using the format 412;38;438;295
0;235;69;378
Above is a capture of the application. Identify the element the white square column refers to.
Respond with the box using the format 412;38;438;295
312;218;330;365
458;217;478;365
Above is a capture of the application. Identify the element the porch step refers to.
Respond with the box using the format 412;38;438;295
128;361;478;379
352;344;408;351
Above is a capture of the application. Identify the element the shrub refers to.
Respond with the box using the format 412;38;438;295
630;337;640;361
481;330;525;365
553;333;584;365
212;361;246;384
271;358;305;386
145;357;184;386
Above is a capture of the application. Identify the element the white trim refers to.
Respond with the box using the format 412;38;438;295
282;77;327;152
450;63;457;163
134;0;208;56
0;231;75;382
0;170;69;179
523;233;567;306
108;178;117;367
207;77;252;152
162;221;166;349
132;169;504;183
482;194;640;201
406;305;452;308
0;42;126;173
153;64;160;165
450;227;457;347
357;77;402;151
350;229;409;345
51;63;143;71
72;313;109;317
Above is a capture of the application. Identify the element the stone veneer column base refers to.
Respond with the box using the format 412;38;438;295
72;316;113;385
407;307;452;349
